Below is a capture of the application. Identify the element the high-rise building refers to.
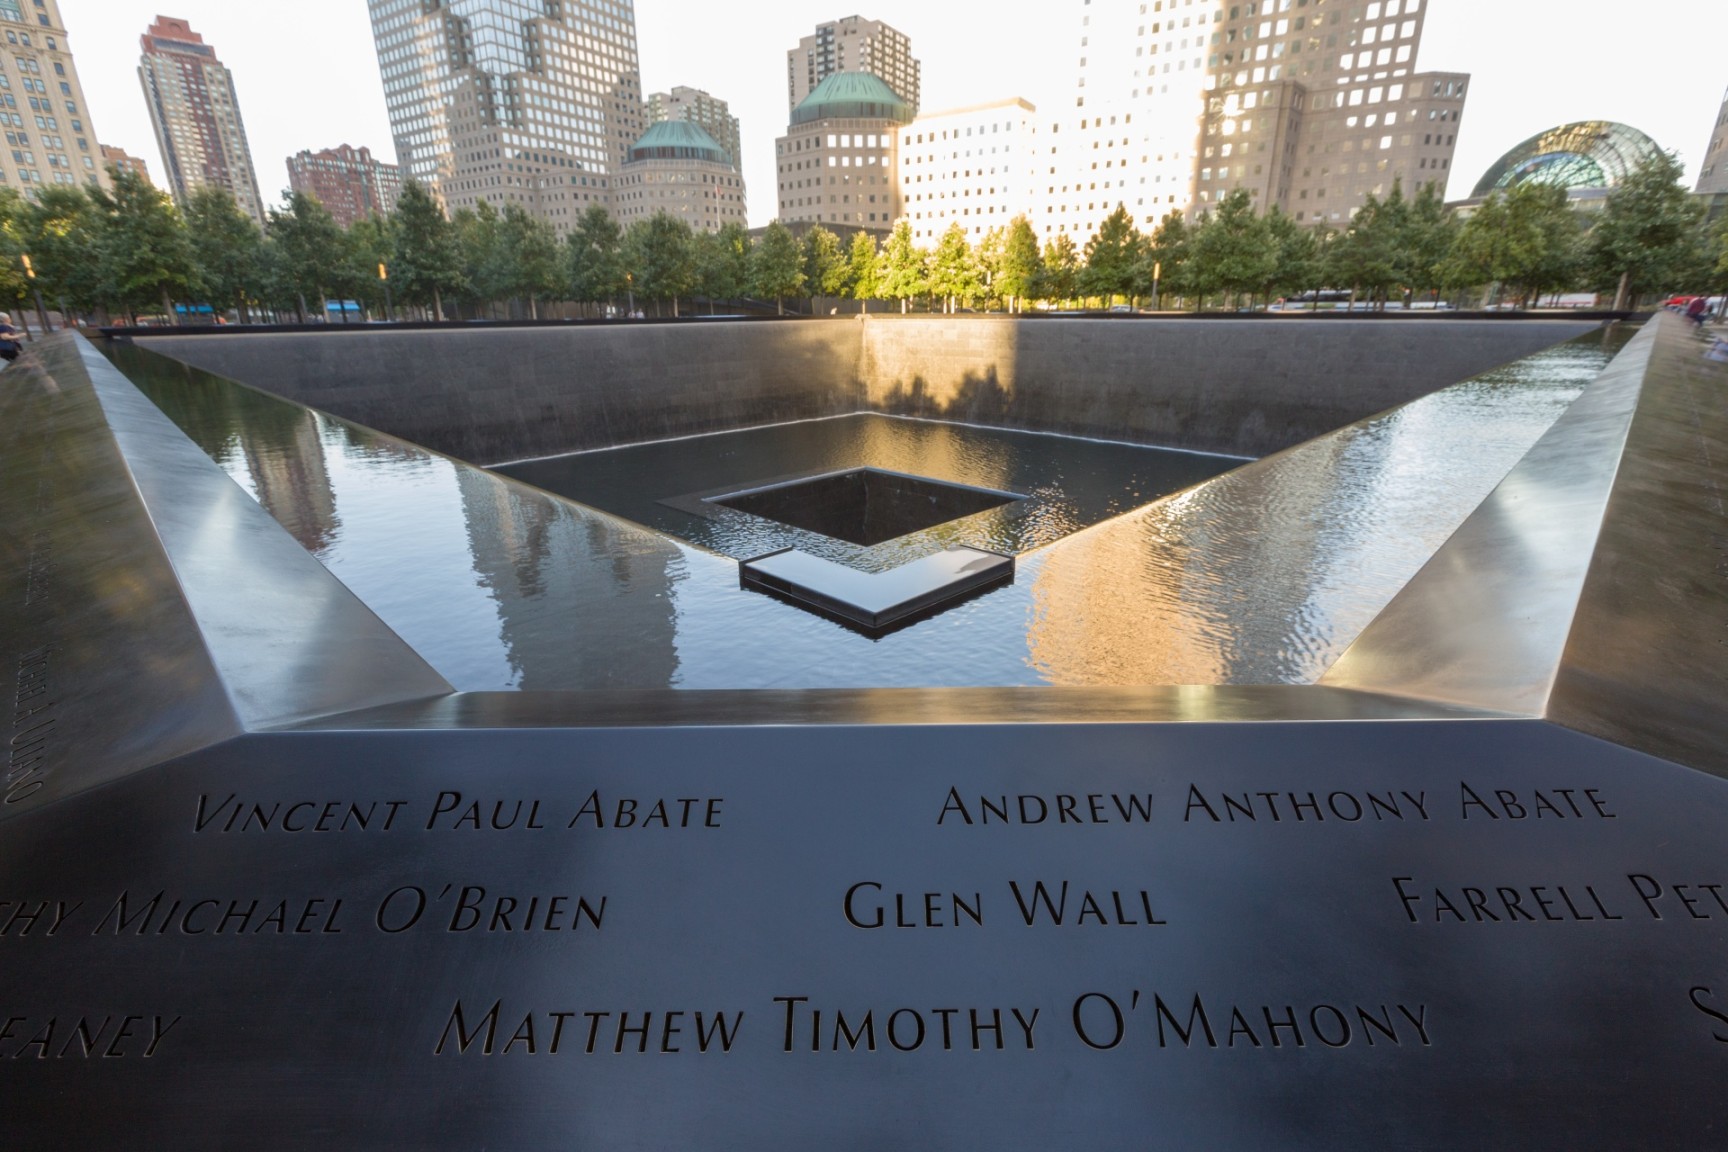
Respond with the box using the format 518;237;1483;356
367;0;646;236
1041;0;1468;239
1699;85;1728;195
615;121;747;232
788;16;919;115
898;99;1037;245
647;86;743;171
0;0;110;197
100;144;151;185
138;16;265;226
776;72;913;234
286;145;402;229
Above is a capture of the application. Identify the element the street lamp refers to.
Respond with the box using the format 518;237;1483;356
378;262;393;323
21;254;50;334
1152;261;1162;312
625;272;635;318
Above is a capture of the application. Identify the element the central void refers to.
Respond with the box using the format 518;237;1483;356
495;414;1242;571
713;468;1021;547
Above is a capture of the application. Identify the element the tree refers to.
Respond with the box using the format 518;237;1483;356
1037;234;1080;305
1446;184;1580;308
625;211;696;315
0;188;34;321
96;167;195;325
1080;204;1141;305
390;179;464;321
846;231;879;309
567;203;625;312
749;219;804;314
875;220;927;313
454;201;506;316
1191;189;1273;309
269;190;345;321
1403;182;1459;303
928;222;979;312
341;214;394;321
497;203;563;319
23;185;108;321
802;224;850;309
997;216;1041;312
1588;151;1709;309
1260;206;1320;305
1326;186;1407;308
1140;211;1192;308
694;221;752;311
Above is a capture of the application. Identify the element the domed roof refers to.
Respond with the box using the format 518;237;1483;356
1472;121;1664;199
628;120;730;165
791;72;914;127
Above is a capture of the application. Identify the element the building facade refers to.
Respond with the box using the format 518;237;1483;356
367;0;645;237
138;16;264;226
286;145;402;229
788;16;919;114
1699;85;1728;195
1039;0;1469;239
99;144;150;184
646;86;742;171
0;0;109;198
898;99;1037;245
776;72;912;234
615;120;746;232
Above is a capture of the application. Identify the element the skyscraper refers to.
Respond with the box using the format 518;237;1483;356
367;0;646;235
647;86;742;171
286;145;402;229
788;16;919;114
138;16;265;226
1699;85;1728;195
1041;0;1468;239
0;0;110;197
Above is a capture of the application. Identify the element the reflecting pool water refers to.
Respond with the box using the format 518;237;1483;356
103;328;1627;691
495;415;1242;572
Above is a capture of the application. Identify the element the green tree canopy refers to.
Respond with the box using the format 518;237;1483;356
1191;189;1273;307
626;211;696;313
1037;234;1080;304
928;222;980;311
749;219;805;313
96;168;196;324
875;221;927;312
1080;205;1141;303
997;216;1041;311
846;231;880;304
390;179;464;320
802;224;851;301
567;203;625;307
1588;151;1708;309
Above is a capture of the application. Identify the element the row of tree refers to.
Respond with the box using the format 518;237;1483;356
1;155;1723;327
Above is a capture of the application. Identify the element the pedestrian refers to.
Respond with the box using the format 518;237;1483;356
1686;296;1710;329
0;312;21;363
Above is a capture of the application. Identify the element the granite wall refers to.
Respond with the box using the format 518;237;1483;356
131;316;1605;464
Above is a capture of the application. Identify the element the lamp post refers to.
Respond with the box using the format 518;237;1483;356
378;262;393;323
626;272;635;318
1152;261;1162;313
22;254;50;333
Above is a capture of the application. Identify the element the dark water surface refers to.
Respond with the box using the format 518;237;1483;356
102;329;1625;691
495;415;1242;571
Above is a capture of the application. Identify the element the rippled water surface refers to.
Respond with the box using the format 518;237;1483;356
105;328;1626;691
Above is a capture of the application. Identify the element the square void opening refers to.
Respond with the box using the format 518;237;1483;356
711;469;1022;547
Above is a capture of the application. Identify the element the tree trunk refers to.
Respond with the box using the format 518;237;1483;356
433;287;444;323
776;296;783;316
1611;271;1631;314
162;287;180;327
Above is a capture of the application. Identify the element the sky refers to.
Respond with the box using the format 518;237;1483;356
60;0;1728;228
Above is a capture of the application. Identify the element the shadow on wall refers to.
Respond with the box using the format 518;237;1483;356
877;367;1015;426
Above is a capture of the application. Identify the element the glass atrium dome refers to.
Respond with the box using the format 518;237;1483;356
1471;121;1664;199
790;72;914;126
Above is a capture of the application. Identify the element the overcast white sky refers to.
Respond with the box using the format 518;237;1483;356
61;0;1728;228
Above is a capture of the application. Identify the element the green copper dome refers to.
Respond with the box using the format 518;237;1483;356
791;72;914;127
628;120;730;165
